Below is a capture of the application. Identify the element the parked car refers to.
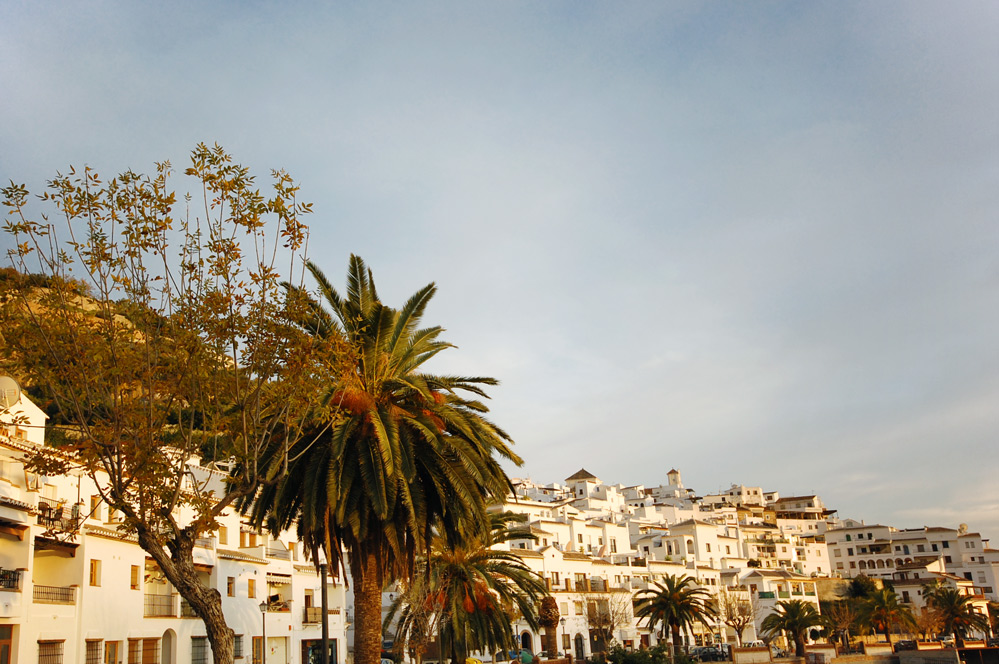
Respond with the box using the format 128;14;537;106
894;641;917;653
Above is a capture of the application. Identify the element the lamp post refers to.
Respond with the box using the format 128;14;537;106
560;618;566;656
259;601;268;664
319;554;330;664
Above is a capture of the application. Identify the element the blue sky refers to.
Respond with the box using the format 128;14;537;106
2;2;997;538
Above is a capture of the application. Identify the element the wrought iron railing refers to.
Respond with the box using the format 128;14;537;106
266;546;291;560
144;593;177;617
0;568;22;590
33;584;76;604
304;606;323;623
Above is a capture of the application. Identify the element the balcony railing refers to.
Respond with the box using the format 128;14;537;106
266;546;291;560
304;607;324;623
194;537;215;549
0;568;22;591
36;498;80;533
265;600;291;612
33;584;76;604
180;599;198;618
144;593;177;617
757;591;775;599
778;591;790;598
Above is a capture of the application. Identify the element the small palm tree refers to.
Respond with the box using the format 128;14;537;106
923;586;990;646
857;588;915;645
387;512;547;664
761;600;822;657
635;574;717;654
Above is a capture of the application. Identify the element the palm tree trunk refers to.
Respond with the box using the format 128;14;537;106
353;548;385;664
671;625;682;655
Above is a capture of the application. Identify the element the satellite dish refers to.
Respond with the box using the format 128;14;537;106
0;376;21;409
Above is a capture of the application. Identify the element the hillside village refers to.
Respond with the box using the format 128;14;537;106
0;394;995;664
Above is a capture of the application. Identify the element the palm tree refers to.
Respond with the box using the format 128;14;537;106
246;256;522;664
923;586;990;646
857;588;915;645
634;574;718;653
387;511;547;664
761;600;822;657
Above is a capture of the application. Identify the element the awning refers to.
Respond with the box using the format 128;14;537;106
266;572;292;585
0;516;28;541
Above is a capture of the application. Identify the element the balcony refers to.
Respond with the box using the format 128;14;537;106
36;499;79;533
144;593;177;617
0;569;22;591
778;591;790;598
757;591;775;599
265;600;291;612
33;584;76;604
266;546;291;561
194;537;215;549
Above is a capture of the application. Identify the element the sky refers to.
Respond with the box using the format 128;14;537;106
2;2;997;539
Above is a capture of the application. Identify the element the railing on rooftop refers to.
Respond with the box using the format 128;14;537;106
0;568;22;591
194;537;214;549
33;584;76;604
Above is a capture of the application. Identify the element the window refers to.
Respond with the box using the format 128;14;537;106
89;560;102;587
90;495;103;521
932;544;938;552
917;545;925;553
849;562;856;569
577;534;583;543
252;638;263;664
86;641;103;664
39;641;64;664
726;546;731;555
551;572;560;585
247;578;255;598
944;556;952;563
964;573;973;581
847;549;853;556
191;638;208;664
573;601;583;615
836;562;844;570
562;634;570;650
560;602;568;614
706;544;711;552
833;549;841;557
943;541;950;548
227;577;235;597
141;640;159;664
105;642;121;664
902;591;910;602
234;636;244;659
131;566;140;590
845;535;851;542
610;539;617;553
128;640;141;664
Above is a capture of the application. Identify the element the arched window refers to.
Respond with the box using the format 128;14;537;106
858;560;867;570
686;540;694;554
876;559;885;569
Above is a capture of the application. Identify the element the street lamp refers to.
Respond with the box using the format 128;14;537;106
560;618;566;656
317;549;330;664
259;601;268;664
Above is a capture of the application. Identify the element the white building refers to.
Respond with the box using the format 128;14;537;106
0;394;349;664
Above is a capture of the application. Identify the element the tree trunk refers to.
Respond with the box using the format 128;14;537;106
353;547;385;664
549;628;561;656
794;634;805;658
136;527;234;664
671;625;683;655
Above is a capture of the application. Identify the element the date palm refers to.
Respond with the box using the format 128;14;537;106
857;588;915;646
924;586;990;646
761;600;822;657
635;574;717;653
246;256;521;664
387;511;547;664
